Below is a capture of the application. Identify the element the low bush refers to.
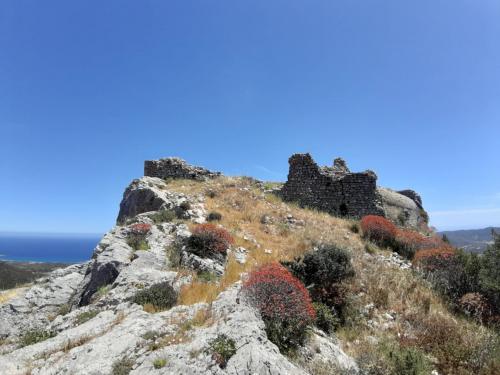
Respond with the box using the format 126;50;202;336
479;233;500;314
75;310;99;325
128;223;152;235
187;224;234;259
414;249;470;302
361;215;397;248
459;293;492;322
393;229;426;259
207;334;237;368
282;244;355;288
365;243;377;254
313;302;339;333
386;345;431;375
282;244;354;311
111;358;134;375
19;329;55;347
407;313;499;374
197;271;218;283
127;223;151;251
243;262;315;352
132;282;177;311
150;209;177;224
153;358;167;369
413;247;456;267
349;222;360;234
357;342;432;375
207;211;222;222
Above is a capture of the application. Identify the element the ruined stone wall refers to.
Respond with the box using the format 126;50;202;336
281;154;384;218
144;157;221;181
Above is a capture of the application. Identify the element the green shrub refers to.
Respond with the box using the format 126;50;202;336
386;345;431;375
349;222;360;234
197;271;218;283
282;244;355;287
111;358;134;375
57;304;71;316
207;211;222;222
19;329;55;347
153;358;167;369
479;233;500;314
365;243;377;254
282;244;354;322
75;310;99;325
207;334;237;368
132;282;177;311
313;302;339;333
150;209;177;224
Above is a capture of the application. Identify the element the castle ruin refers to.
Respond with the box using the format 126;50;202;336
281;153;427;227
144;157;221;181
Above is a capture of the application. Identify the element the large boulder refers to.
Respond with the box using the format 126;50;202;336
117;177;206;225
377;187;427;228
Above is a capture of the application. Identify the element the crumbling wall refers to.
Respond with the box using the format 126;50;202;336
280;153;384;218
144;157;221;181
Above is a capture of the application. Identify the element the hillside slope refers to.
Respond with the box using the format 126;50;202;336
438;227;500;253
0;162;498;375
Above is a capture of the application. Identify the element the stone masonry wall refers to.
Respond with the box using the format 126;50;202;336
281;153;385;218
144;157;221;181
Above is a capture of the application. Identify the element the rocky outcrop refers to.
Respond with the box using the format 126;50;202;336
377;187;426;228
0;158;361;374
0;263;88;339
117;176;206;224
0;282;357;375
144;157;221;181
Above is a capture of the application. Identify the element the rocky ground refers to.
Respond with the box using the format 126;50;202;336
0;176;358;375
1;168;496;375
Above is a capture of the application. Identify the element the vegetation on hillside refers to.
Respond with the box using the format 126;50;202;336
0;261;67;290
165;176;499;375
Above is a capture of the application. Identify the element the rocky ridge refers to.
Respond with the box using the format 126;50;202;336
0;162;360;375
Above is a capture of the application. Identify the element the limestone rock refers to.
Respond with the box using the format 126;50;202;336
117;177;206;225
377;187;427;228
0;263;88;339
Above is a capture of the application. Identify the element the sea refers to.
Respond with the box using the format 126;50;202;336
0;233;102;263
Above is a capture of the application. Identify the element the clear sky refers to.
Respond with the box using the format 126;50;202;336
1;0;499;234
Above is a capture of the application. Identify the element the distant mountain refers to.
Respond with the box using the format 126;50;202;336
438;227;500;253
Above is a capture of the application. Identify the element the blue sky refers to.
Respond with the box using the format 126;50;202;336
1;0;499;234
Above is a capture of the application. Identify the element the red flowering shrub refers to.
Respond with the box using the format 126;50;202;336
394;230;449;260
128;223;152;235
394;229;426;259
413;247;456;268
361;215;397;247
243;262;315;352
187;223;234;259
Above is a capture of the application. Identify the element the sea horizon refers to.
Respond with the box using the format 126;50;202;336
0;232;102;263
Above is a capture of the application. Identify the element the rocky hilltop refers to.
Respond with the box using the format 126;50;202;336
0;156;497;375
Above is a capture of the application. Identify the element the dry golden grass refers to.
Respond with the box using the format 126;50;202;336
0;287;25;305
174;177;361;305
168;177;500;374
